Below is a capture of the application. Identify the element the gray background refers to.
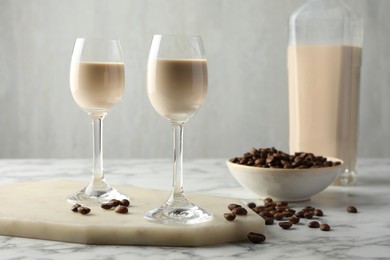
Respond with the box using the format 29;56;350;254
0;0;389;159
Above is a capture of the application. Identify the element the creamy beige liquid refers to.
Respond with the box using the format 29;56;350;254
288;45;362;173
147;59;208;123
70;62;125;114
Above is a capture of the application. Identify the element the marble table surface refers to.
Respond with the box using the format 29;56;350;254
0;158;389;260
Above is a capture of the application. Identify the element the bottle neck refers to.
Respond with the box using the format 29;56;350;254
290;0;363;46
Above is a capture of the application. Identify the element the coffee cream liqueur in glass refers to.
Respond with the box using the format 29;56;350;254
145;35;212;224
68;38;127;205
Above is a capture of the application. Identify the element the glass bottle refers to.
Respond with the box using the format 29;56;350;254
288;0;363;185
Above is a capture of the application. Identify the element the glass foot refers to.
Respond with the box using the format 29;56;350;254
67;179;128;205
144;203;213;224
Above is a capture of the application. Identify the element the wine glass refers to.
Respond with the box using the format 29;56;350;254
144;35;212;224
67;38;127;205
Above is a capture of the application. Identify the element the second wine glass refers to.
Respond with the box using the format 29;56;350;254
68;38;128;205
144;35;213;224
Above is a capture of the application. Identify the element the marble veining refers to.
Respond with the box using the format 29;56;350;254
0;158;390;259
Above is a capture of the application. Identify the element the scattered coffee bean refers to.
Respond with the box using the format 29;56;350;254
308;221;320;228
71;204;81;212
320;223;331;231
263;197;273;203
71;204;90;215
224;213;236;221
347;206;358;213
288;215;300;224
296;211;305;218
228;203;242;211
77;206;91;215
314;209;324;216
232;207;248;216
304;212;314;219
230;147;340;169
274;212;284;221
253;206;266;213
247;202;257;209
109;199;121;207
276;201;288;207
304;206;314;211
259;211;273;219
247;232;266;244
265;218;274;225
265;201;277;208
101;203;114;210
279;221;293;230
120;199;130;207
115;205;128;214
283;211;294;218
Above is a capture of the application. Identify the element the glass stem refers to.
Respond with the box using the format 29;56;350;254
91;115;105;182
172;123;185;198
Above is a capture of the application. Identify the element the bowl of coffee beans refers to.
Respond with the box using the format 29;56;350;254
227;147;343;202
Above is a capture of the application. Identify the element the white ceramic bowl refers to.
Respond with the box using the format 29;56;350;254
226;157;343;202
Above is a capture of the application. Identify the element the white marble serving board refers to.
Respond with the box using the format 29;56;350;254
0;180;264;247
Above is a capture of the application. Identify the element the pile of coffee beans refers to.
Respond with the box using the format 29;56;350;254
247;197;332;232
230;147;341;169
71;204;91;215
101;199;131;214
222;198;359;243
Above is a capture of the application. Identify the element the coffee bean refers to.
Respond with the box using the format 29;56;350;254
71;204;81;212
303;206;314;212
267;206;276;213
253;206;266;213
296;211;305;218
247;202;257;209
247;232;266;244
276;201;288;207
263;197;273;204
78;206;91;215
347;206;358;213
228;203;241;211
115;205;128;214
259;211;273;219
247;159;254;166
274;212;284;221
224;213;236;221
314;209;324;216
101;203;114;210
120;199;130;207
320;223;331;231
265;218;274;225
265;201;277;208
239;158;248;164
304;212;314;219
308;221;320;228
254;158;263;166
109;199;121;207
288;215;300;224
232;207;248;216
279;221;293;230
283;211;294;218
